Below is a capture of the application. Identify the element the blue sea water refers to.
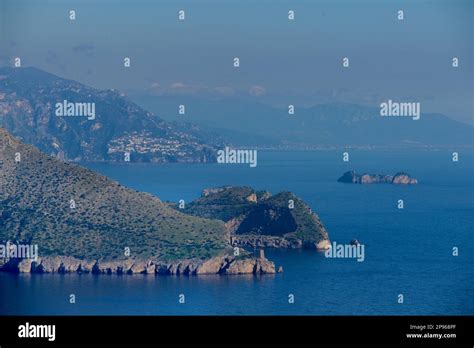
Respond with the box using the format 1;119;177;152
1;150;473;315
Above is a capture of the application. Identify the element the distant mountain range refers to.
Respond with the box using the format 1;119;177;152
0;67;224;162
132;94;474;148
1;66;470;166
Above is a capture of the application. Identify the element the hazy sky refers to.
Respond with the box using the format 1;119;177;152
1;0;473;123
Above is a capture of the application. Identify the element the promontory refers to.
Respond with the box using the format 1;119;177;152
0;128;330;275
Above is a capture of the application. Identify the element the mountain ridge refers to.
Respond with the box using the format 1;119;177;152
0;67;224;162
131;94;473;148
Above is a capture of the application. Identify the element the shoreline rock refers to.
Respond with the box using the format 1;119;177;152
337;171;418;185
230;234;331;250
0;254;277;276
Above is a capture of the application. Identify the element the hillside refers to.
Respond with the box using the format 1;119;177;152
173;186;330;250
0;127;229;262
0;128;332;274
0;67;223;162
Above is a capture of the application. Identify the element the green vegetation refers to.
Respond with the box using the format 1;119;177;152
0;128;229;261
180;186;257;221
0;128;328;264
174;186;329;245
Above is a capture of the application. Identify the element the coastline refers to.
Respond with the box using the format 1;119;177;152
0;253;277;276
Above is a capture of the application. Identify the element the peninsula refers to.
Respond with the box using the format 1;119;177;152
0;128;330;275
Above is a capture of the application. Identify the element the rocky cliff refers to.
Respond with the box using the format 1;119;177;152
173;186;331;250
337;171;418;184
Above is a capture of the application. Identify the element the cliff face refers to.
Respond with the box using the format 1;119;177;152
0;67;222;163
391;173;419;184
337;171;418;184
2;254;275;275
175;186;331;250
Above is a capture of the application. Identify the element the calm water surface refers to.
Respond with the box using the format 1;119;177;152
1;150;472;315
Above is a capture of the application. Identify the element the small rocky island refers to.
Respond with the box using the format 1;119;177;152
338;171;418;184
0;128;330;275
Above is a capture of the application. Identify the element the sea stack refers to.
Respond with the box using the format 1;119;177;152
337;171;418;185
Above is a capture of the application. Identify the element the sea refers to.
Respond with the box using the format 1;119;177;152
1;150;473;315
